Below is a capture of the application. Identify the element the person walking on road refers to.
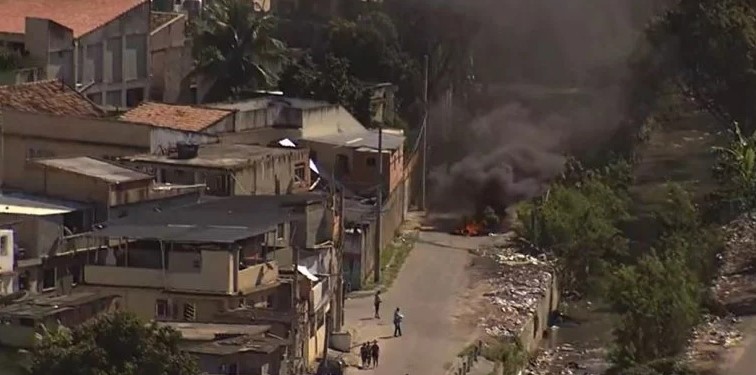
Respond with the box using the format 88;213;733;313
393;307;404;337
374;291;382;319
360;342;369;368
370;340;380;368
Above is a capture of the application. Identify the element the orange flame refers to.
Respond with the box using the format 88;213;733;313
455;219;485;236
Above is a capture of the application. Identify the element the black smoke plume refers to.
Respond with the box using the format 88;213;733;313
426;0;670;215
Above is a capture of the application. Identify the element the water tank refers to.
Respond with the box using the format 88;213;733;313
175;142;199;159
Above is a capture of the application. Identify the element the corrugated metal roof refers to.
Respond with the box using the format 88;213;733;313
304;130;404;150
0;192;86;216
92;195;300;243
34;157;152;184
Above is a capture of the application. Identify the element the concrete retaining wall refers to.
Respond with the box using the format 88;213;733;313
518;272;559;353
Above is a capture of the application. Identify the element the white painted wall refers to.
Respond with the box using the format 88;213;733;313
0;230;16;295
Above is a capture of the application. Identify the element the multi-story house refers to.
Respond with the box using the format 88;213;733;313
0;80;217;190
0;0;151;108
0;160;204;295
77;195;294;322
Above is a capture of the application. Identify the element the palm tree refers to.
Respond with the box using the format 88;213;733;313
191;0;288;102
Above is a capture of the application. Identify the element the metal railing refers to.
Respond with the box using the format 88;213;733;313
447;340;483;375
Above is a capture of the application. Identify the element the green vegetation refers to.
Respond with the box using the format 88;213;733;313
32;311;199;375
379;232;417;288
516;160;633;296
481;339;527;375
190;0;288;102
710;123;756;214
646;0;756;131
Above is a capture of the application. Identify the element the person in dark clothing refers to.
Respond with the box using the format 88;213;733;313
370;340;380;367
360;342;369;368
373;291;382;319
393;307;404;337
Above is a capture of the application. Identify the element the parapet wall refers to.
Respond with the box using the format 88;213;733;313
517;271;559;353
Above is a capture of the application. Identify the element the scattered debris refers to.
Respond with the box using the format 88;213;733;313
685;212;756;369
712;212;756;305
524;344;607;375
475;236;555;339
686;314;742;365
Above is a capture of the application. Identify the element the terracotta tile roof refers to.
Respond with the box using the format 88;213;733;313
0;0;146;37
120;102;234;132
0;80;104;117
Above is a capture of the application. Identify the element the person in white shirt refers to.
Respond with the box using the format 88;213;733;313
393;307;404;337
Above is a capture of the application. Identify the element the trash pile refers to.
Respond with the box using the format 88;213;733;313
524;344;606;375
712;213;756;304
477;241;555;339
685;315;742;364
684;212;755;367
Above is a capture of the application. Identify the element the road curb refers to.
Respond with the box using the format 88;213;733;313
346;286;387;299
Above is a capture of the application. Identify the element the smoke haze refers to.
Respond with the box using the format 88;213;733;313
427;0;670;214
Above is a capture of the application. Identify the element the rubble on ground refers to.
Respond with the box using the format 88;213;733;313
524;343;606;375
475;235;555;339
685;212;756;367
685;314;742;365
712;212;756;304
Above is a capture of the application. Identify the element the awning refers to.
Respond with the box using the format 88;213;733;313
296;265;319;282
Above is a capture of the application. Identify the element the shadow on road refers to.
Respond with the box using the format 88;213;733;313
414;238;477;251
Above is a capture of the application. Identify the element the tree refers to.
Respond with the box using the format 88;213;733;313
191;0;288;102
607;252;700;369
516;174;631;295
31;311;199;375
278;53;371;124
712;123;756;210
650;184;722;283
318;13;419;117
648;0;756;130
382;0;478;101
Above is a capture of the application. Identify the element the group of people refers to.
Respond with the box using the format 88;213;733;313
359;341;380;369
374;291;404;337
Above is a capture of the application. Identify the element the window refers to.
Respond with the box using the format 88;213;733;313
19;318;35;327
294;162;306;182
106;90;121;107
155;299;169;318
183;303;196;321
335;154;349;177
42;268;56;290
86;93;102;104
192;252;201;269
0;235;6;256
126;88;144;107
277;223;285;240
70;266;81;285
366;157;377;167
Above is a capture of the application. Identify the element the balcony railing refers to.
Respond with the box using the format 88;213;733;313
238;261;279;293
84;261;278;294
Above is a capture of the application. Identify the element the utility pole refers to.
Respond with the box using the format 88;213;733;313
421;54;429;212
337;186;345;329
374;123;383;284
289;220;301;375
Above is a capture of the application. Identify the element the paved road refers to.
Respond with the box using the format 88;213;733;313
343;231;486;375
